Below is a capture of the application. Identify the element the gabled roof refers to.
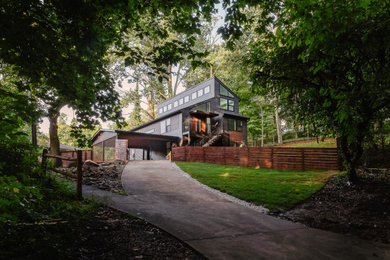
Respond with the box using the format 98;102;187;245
90;128;116;143
129;110;182;132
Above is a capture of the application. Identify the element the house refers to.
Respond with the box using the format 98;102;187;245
91;76;248;161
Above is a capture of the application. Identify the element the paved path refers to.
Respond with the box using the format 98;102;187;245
84;161;390;259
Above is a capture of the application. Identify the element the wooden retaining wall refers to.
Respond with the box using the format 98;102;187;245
172;146;340;171
60;150;92;167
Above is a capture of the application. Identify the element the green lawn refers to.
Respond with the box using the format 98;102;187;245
176;162;338;210
283;138;336;148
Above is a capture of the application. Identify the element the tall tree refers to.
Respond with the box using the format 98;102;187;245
221;0;390;181
1;0;219;165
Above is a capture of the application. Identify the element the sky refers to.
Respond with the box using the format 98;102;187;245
39;4;226;134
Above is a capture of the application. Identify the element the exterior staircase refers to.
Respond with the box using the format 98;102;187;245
202;134;223;147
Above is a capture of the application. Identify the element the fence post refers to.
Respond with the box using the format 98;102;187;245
76;150;83;200
41;148;48;175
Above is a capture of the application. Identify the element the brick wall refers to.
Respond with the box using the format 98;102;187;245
172;146;340;171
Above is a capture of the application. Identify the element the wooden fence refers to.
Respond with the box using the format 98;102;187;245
42;149;83;199
171;146;340;171
60;150;92;167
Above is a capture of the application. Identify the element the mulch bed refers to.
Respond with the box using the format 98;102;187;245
277;168;390;244
1;206;205;259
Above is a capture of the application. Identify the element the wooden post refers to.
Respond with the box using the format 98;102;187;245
41;148;48;175
76;150;83;200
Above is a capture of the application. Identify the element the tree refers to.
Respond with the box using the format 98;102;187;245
221;0;390;181
1;0;219;165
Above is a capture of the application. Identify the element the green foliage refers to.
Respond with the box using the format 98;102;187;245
176;162;336;210
221;0;390;180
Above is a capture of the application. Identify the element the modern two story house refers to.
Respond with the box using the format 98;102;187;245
91;76;248;161
131;76;248;147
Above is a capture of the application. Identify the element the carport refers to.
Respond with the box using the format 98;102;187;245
91;129;180;162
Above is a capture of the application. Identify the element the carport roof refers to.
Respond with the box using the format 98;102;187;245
116;131;180;149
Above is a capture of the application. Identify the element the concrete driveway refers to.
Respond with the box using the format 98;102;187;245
84;160;390;259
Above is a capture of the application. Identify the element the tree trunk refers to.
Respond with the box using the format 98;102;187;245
275;104;283;145
338;135;362;183
49;109;62;167
167;65;173;98
260;105;264;147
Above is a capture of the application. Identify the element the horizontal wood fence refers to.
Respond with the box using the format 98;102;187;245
60;150;92;167
172;146;340;171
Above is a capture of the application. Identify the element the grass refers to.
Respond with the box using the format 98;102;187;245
176;162;338;210
283;138;337;148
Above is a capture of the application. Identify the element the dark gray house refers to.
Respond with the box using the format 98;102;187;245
91;76;248;161
132;76;248;147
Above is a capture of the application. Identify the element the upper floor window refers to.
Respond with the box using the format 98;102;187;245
163;106;167;112
204;85;210;94
161;118;171;133
197;89;203;97
220;98;235;112
173;100;178;107
184;96;189;103
159;108;163;114
167;104;172;110
220;85;234;98
179;98;184;105
191;92;197;100
145;128;155;134
191;102;210;112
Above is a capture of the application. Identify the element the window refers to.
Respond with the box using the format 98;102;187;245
191;102;210;112
161;120;166;133
197;89;203;97
168;104;172;110
159;108;163;114
191;92;197;100
220;98;234;111
227;118;243;132
179;98;184;105
204;85;210;94
163;106;167;112
145;129;155;134
173;101;178;107
161;118;171;133
220;98;227;110
228;100;235;112
166;118;171;132
184;96;189;103
220;85;234;97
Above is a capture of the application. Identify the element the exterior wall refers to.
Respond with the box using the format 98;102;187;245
135;113;182;138
157;77;215;117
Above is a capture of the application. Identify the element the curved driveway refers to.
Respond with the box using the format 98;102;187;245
86;160;390;259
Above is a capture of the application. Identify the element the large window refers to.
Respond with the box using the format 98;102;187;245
220;85;234;97
227;118;243;132
191;102;210;112
160;118;171;133
220;98;235;111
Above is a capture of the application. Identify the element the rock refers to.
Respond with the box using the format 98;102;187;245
84;160;99;167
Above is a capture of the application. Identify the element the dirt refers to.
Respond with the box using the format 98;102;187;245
1;206;205;260
277;168;390;244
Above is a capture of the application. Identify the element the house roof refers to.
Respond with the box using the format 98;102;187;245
60;144;80;151
129;110;182;132
90;128;116;143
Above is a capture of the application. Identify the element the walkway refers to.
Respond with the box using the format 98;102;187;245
83;161;390;259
